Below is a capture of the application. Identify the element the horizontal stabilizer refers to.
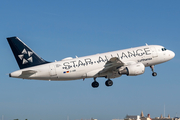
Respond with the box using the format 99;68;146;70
22;70;37;75
9;70;37;78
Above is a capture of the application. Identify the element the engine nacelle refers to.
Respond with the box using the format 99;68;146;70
118;63;145;76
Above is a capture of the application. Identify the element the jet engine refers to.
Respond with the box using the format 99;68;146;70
118;62;145;76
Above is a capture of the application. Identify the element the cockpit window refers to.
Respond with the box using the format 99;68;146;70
162;48;167;51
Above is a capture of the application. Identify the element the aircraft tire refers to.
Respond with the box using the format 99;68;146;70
105;79;113;86
152;72;157;76
92;81;99;88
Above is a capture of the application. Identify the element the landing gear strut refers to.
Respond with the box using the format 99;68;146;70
150;65;157;76
105;79;113;86
92;77;99;88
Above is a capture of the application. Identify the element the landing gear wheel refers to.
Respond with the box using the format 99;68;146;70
152;72;157;76
150;65;157;77
92;81;99;88
105;79;113;87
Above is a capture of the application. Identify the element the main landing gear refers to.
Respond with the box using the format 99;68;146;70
105;79;113;86
92;77;113;88
150;65;157;76
91;78;99;88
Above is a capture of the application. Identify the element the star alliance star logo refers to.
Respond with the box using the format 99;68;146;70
18;49;33;64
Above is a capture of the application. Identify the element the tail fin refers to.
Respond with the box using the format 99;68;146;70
7;36;50;69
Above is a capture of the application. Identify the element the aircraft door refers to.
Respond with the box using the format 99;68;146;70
151;47;158;58
49;65;58;78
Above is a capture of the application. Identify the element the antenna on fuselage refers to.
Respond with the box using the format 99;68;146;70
146;43;148;46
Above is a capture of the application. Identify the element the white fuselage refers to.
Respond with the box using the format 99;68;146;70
10;45;175;81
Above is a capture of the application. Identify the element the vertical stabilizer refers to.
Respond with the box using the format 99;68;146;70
7;37;49;69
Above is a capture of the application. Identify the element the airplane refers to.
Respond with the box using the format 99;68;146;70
7;36;175;88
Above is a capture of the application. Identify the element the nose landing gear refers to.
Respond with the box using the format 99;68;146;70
150;65;157;76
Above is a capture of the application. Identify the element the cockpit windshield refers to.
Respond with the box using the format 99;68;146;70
162;48;167;51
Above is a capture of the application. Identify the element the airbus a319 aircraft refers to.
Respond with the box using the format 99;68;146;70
7;37;175;88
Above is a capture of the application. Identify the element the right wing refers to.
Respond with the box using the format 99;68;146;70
95;57;124;77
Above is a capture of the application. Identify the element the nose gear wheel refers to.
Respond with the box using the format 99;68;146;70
152;72;157;76
150;65;157;76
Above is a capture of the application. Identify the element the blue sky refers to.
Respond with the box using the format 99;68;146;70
0;1;180;120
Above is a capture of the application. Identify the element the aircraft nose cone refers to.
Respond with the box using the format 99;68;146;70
169;50;175;59
172;51;175;58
